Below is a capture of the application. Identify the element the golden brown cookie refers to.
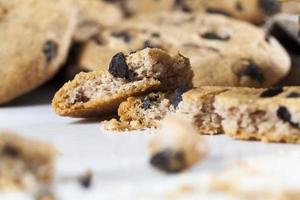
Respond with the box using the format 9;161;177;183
0;0;77;104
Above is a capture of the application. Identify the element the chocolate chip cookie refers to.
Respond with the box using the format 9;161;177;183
0;0;77;104
77;12;290;88
52;48;192;117
215;87;300;143
108;0;280;24
0;132;56;190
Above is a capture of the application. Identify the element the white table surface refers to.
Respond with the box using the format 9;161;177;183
1;85;300;200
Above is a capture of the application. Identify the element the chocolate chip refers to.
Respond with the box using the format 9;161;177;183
260;87;283;98
277;106;299;128
268;22;300;53
79;170;93;189
150;150;186;173
151;32;160;38
206;7;231;17
259;0;280;15
141;94;159;110
235;2;244;11
201;32;230;41
3;144;20;157
143;40;159;49
109;52;132;80
172;88;189;108
287;92;300;98
111;31;131;43
174;0;191;12
42;40;58;63
238;63;264;83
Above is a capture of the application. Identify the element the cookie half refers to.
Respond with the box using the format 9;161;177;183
52;48;192;117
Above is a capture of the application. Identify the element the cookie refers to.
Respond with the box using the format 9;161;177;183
73;0;123;41
77;12;290;88
110;0;280;23
0;0;77;104
52;48;192;118
0;132;56;190
149;114;206;173
102;92;175;131
214;87;300;143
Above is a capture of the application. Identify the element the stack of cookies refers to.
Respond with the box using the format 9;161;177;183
1;0;300;143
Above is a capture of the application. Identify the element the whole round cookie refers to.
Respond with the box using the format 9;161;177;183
110;0;280;24
77;12;290;88
0;0;77;104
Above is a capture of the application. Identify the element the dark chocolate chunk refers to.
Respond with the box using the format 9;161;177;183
150;150;186;173
201;32;230;41
277;106;299;128
111;31;131;43
287;92;300;98
238;63;264;83
79;171;93;189
42;40;58;63
205;7;231;17
141;94;159;110
235;1;244;11
143;40;159;49
109;52;131;79
3;144;20;157
151;32;161;38
172;88;189;108
174;0;191;12
268;22;300;53
260;87;283;98
259;0;280;15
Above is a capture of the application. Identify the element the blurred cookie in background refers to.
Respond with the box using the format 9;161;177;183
73;12;290;88
266;14;300;85
73;0;123;41
0;0;76;105
113;0;280;24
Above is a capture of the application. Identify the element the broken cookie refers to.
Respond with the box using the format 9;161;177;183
0;132;56;191
52;48;192;118
149;114;206;173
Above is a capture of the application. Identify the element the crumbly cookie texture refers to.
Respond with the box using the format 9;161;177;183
149;114;206;173
214;87;300;143
52;48;192;118
0;133;56;191
176;87;232;135
102;92;175;131
77;12;290;88
0;0;77;104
